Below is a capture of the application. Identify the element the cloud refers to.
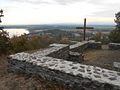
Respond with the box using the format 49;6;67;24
9;0;53;4
84;0;120;17
53;0;84;5
7;0;120;6
87;0;120;5
91;10;115;18
8;0;86;5
2;0;120;25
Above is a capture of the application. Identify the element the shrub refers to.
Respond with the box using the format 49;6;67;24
109;30;120;43
94;32;102;42
59;37;70;44
10;35;55;53
101;34;110;44
10;35;30;53
0;30;11;54
0;30;71;54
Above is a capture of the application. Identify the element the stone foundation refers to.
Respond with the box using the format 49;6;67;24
8;54;120;90
88;40;102;49
48;44;69;60
70;41;88;53
8;43;120;90
109;43;120;50
70;40;102;53
68;51;84;63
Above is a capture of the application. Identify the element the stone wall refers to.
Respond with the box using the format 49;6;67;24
70;40;102;53
8;42;120;90
70;41;88;53
109;43;120;50
47;44;69;60
8;53;120;90
88;40;102;49
68;51;84;63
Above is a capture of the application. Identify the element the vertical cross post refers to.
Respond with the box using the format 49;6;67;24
76;18;94;41
0;9;4;30
83;18;86;40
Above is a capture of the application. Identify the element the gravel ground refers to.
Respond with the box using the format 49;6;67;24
83;45;120;71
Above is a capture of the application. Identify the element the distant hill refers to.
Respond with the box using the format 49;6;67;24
2;24;115;33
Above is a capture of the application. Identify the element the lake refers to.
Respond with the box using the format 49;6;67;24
4;29;29;38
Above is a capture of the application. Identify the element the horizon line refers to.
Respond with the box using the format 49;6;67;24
1;23;115;26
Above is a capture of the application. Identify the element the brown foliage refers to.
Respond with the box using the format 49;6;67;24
94;32;102;42
59;37;70;44
0;31;72;54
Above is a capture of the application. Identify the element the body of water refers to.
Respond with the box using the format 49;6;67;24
4;29;29;38
3;24;115;38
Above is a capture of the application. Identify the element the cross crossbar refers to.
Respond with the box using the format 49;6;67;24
76;18;94;40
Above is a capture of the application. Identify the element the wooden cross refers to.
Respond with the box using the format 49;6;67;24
0;9;4;30
0;9;4;23
76;18;94;40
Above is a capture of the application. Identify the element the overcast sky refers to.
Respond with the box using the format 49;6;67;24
0;0;120;25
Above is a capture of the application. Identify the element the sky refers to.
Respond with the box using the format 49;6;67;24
0;0;120;25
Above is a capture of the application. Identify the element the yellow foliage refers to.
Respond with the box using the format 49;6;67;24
59;37;70;44
94;32;102;42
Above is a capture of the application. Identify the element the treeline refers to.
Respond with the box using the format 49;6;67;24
93;11;120;44
0;30;70;55
93;30;120;44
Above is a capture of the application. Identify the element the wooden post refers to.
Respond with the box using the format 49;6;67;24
83;18;86;40
0;9;4;30
76;18;94;41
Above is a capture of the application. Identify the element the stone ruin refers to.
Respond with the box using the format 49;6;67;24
8;40;120;90
109;43;120;50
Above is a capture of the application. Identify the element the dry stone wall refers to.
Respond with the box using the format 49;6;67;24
8;42;120;90
69;40;102;63
70;40;102;53
8;52;120;90
88;40;102;49
109;43;120;50
70;41;88;53
68;51;84;63
47;44;69;60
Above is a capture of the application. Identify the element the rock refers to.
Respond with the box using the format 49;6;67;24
113;62;120;69
109;43;120;50
68;51;84;63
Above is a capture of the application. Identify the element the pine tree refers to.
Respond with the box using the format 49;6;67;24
115;12;120;30
109;12;120;43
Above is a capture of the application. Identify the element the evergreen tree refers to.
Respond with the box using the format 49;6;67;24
109;12;120;43
115;12;120;30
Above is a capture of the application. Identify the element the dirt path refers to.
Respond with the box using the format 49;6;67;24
83;45;120;70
